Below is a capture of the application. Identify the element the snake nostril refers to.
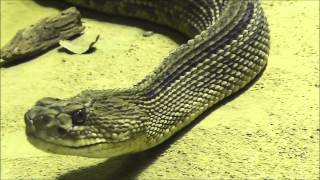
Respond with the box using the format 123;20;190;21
57;127;67;135
24;112;32;124
32;114;52;129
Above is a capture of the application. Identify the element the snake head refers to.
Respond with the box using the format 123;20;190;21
24;90;148;158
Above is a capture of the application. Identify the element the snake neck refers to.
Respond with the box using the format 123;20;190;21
129;0;269;143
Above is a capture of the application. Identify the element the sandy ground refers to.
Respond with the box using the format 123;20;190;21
1;0;319;179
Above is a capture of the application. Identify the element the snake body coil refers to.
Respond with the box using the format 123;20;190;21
25;0;270;158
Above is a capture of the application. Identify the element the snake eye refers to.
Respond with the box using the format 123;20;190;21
71;109;87;125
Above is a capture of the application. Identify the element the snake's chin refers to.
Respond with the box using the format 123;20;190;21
26;133;107;158
26;130;149;158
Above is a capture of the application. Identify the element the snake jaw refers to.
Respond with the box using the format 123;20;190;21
25;108;149;158
25;131;148;158
25;91;150;158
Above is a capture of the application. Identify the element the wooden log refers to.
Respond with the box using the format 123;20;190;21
0;7;84;66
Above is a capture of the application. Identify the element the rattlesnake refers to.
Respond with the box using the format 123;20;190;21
24;0;270;158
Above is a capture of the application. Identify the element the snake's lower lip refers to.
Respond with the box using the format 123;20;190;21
24;112;36;135
24;112;33;125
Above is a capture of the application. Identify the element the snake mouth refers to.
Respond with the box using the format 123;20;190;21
25;115;116;158
24;111;106;154
26;130;147;158
25;133;115;158
25;111;147;158
26;132;104;150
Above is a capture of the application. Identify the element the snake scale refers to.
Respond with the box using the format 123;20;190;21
24;0;270;158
